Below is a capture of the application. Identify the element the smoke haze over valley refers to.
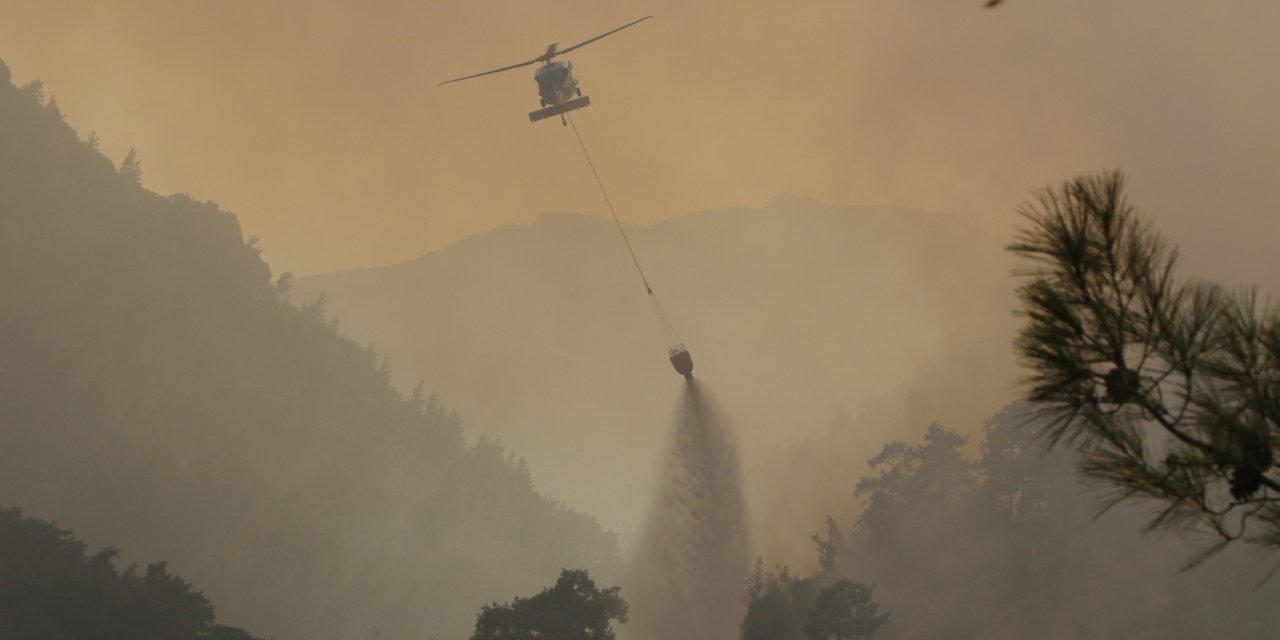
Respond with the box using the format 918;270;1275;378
2;1;1278;281
4;2;1280;639
292;196;1019;562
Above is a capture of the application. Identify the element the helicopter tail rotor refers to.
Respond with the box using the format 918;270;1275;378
539;43;560;62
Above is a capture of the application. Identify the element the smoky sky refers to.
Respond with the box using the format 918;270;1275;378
1;0;1277;281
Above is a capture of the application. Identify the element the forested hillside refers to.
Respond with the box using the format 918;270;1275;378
0;57;619;640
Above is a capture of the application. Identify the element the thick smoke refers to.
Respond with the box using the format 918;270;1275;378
628;380;750;640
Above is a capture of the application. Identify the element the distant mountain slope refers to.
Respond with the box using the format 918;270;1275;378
294;193;1020;547
0;57;618;640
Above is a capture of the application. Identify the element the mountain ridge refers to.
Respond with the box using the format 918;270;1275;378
294;191;1020;556
303;193;996;279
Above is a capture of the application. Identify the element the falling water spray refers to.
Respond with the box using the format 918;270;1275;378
628;379;750;640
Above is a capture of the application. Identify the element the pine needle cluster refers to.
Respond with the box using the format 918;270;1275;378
1010;171;1280;561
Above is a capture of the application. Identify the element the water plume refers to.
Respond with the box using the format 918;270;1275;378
628;379;750;640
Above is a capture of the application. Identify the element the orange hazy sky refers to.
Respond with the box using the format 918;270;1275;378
1;1;1278;278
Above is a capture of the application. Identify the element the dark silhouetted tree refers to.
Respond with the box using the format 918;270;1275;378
1009;170;1280;558
121;146;142;183
742;563;817;640
208;627;260;640
274;271;294;300
0;507;267;640
471;569;628;640
803;580;888;640
45;94;62;118
854;424;976;551
812;516;846;573
20;79;44;103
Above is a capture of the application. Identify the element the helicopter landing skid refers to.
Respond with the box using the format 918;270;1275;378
529;96;591;123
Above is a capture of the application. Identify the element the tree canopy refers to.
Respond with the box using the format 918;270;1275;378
471;569;628;640
745;404;1280;639
1009;170;1280;558
802;580;888;640
0;507;261;640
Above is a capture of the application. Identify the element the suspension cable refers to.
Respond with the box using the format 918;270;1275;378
566;113;653;295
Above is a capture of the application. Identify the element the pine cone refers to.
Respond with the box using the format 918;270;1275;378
1104;367;1141;404
1229;466;1263;500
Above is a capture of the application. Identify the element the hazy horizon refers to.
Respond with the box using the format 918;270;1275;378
4;3;1280;639
2;0;1277;286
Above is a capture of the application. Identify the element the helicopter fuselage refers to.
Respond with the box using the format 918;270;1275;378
534;61;581;106
438;15;651;123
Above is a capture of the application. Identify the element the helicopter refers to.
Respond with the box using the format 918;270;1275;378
439;16;653;124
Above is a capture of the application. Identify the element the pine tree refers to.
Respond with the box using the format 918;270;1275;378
1009;170;1280;559
20;80;44;104
274;272;294;300
802;581;888;640
121;146;143;184
45;95;62;118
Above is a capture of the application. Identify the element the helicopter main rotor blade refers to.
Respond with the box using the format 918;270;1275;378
438;56;540;86
553;15;654;58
